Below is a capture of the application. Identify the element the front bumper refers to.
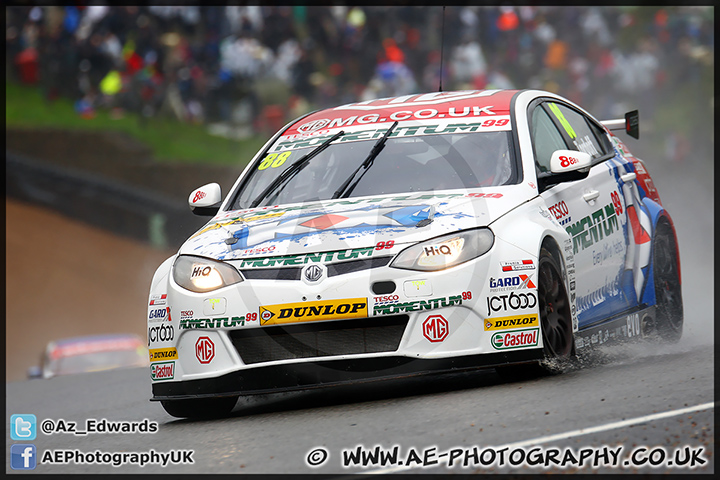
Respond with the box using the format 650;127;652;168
151;348;543;400
149;237;546;401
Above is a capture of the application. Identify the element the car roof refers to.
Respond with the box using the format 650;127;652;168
283;89;520;137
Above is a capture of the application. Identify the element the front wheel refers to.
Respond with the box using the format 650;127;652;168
537;248;574;371
161;396;238;419
496;247;574;379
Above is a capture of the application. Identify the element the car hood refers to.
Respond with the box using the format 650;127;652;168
179;189;530;261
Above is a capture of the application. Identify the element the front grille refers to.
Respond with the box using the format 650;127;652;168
327;256;392;276
239;256;392;281
240;268;301;280
229;315;408;364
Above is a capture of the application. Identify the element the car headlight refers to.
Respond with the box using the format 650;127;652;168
172;255;243;293
390;228;494;271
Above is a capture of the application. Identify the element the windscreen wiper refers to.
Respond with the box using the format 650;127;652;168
332;121;399;199
249;130;345;208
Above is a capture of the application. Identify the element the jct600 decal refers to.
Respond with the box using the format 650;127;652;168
486;292;537;316
148;324;174;345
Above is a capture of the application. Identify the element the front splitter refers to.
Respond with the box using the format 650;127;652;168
151;349;543;401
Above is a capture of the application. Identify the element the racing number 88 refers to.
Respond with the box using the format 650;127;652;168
559;155;578;168
258;151;291;171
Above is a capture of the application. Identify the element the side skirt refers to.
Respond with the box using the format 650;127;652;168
574;305;656;351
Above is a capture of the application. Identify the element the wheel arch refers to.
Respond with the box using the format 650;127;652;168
150;255;176;293
540;235;564;273
639;197;681;306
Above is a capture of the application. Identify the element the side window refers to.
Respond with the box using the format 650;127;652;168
531;107;567;173
547;102;607;160
587;120;614;154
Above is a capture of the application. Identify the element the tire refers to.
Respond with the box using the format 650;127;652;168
161;396;238;419
652;221;683;342
536;247;574;370
496;247;574;379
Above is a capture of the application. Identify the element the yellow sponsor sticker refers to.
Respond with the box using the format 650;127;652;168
190;212;285;238
242;211;286;223
483;314;539;331
149;347;178;361
260;298;368;325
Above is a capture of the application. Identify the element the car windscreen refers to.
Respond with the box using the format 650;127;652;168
232;131;516;209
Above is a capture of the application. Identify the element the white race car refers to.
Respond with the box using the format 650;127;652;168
148;89;683;418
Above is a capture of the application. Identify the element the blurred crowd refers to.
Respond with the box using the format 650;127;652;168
5;5;713;159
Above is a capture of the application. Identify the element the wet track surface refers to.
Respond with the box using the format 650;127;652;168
5;340;714;474
5;140;714;474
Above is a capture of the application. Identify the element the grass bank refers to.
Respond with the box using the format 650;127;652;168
5;81;267;165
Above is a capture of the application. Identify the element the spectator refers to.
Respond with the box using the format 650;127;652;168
5;4;711;162
449;33;487;89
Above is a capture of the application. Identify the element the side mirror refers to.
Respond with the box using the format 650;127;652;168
549;150;593;174
27;366;42;379
188;183;222;216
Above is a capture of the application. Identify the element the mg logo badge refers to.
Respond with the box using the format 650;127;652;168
298;118;330;133
195;336;215;364
422;315;449;343
302;263;326;283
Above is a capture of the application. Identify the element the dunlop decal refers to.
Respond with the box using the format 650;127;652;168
260;298;368;325
149;347;178;361
484;314;539;331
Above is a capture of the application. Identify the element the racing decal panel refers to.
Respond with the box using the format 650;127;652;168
557;161;631;328
546;136;666;329
180;190;529;261
605;139;663;311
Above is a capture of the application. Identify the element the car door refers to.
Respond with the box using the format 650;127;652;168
530;100;631;328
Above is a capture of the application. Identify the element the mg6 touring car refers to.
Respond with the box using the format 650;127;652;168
147;89;683;418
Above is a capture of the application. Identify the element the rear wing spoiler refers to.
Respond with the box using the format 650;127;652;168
601;110;639;139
